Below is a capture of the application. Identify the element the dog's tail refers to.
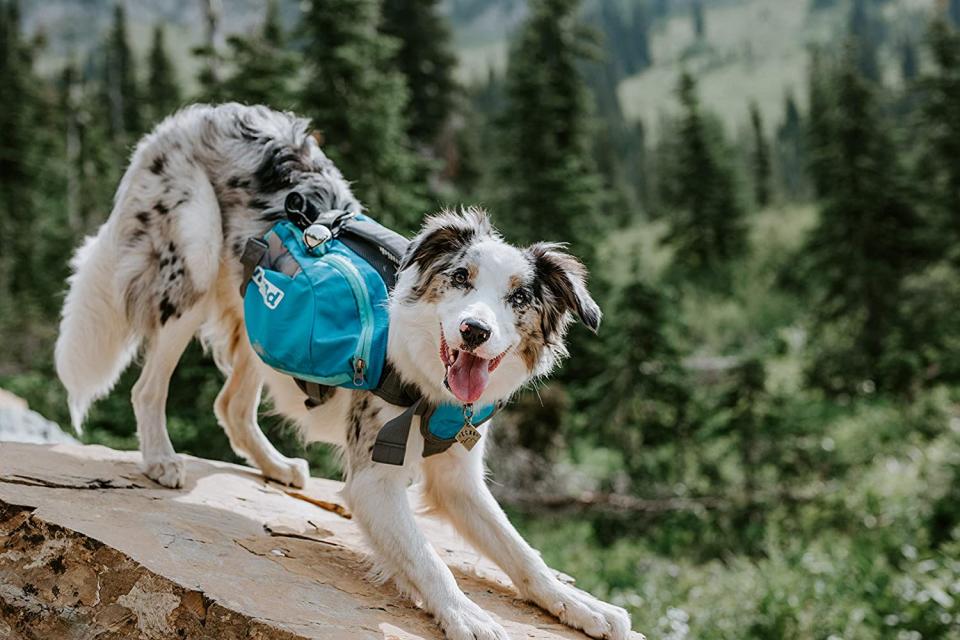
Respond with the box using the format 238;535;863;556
55;228;139;433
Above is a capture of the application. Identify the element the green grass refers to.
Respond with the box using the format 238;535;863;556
510;386;960;639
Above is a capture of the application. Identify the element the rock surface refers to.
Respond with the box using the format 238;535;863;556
0;442;603;640
0;389;78;445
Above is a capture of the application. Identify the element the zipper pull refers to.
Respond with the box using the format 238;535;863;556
353;358;366;386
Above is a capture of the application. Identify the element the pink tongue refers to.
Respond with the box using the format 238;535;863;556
446;352;490;404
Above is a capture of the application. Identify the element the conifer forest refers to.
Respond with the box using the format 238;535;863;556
4;0;960;637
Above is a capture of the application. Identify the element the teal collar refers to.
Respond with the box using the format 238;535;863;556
425;403;497;439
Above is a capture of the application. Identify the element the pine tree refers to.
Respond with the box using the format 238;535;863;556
692;0;706;40
592;264;690;485
630;2;653;70
590;0;652;81
497;0;604;252
659;72;746;279
0;0;70;322
75;58;121;231
194;0;224;102
221;0;298;109
582;0;647;224
781;92;801;138
0;0;33;298
775;91;808;200
146;24;181;124
920;19;960;255
806;47;836;198
448;103;484;198
28;65;72;319
810;0;841;9
61;63;81;231
900;38;919;82
380;0;457;144
711;358;773;500
300;0;424;231
591;0;625;80
804;47;931;393
103;3;141;141
749;102;771;208
848;0;881;82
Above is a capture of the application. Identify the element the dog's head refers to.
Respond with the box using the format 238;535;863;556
388;208;600;405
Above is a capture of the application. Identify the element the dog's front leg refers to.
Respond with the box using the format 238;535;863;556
422;444;633;640
343;461;509;640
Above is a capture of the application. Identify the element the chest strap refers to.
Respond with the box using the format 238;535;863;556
371;399;429;465
371;399;502;465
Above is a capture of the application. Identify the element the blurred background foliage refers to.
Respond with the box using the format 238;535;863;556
2;0;960;637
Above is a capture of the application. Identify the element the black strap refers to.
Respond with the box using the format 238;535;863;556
370;363;419;407
371;399;428;465
295;378;336;409
238;237;268;297
338;219;408;290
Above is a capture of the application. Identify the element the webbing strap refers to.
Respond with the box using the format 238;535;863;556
373;400;505;465
238;237;268;297
370;364;419;407
371;399;427;465
295;378;336;409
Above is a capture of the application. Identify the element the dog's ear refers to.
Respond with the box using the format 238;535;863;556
526;242;601;333
400;207;493;273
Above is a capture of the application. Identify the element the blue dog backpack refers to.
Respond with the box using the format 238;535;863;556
239;193;502;465
241;211;407;391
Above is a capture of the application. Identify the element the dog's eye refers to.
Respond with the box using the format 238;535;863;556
451;267;470;287
509;288;531;308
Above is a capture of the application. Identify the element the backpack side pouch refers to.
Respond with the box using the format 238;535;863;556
243;220;390;390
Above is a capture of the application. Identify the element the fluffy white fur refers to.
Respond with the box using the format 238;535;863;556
54;104;630;640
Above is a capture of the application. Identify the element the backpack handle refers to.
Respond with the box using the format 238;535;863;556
284;191;316;230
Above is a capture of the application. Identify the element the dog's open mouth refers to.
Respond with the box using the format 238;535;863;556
440;328;506;404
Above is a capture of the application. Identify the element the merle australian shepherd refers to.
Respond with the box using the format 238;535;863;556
55;104;632;640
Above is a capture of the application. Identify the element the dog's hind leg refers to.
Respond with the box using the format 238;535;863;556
421;441;632;640
213;336;309;488
209;280;310;488
133;305;205;488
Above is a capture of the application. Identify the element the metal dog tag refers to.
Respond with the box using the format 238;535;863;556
455;404;481;451
455;425;482;451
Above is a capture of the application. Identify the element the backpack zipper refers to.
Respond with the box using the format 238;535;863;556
353;358;366;386
324;253;374;387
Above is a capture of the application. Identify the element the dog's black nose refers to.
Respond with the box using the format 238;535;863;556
459;318;491;349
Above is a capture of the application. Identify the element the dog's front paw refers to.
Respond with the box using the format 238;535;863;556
438;600;509;640
537;584;632;640
142;455;186;488
261;456;310;488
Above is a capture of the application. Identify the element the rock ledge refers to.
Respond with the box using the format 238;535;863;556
0;442;594;639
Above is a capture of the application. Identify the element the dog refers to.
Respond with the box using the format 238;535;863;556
55;104;632;640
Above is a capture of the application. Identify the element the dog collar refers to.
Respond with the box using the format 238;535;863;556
371;398;502;465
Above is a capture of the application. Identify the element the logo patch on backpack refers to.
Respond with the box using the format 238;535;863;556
252;266;284;309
